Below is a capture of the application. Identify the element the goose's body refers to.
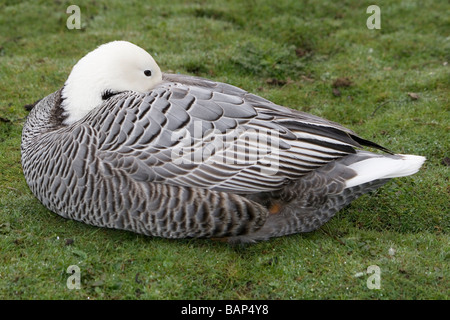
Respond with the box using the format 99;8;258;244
21;41;425;242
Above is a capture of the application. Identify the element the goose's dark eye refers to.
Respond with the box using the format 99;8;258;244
144;70;152;77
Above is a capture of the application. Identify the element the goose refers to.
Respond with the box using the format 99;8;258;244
21;41;425;243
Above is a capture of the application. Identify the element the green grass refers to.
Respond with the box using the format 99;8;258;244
0;0;448;300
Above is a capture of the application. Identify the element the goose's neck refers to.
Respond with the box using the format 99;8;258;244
21;89;66;150
60;77;103;125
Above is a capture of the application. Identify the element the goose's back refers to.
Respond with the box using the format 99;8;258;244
80;74;366;194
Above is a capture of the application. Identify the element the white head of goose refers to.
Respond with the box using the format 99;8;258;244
22;41;425;243
61;41;163;124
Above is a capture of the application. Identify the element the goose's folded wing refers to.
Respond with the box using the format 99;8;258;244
91;77;373;193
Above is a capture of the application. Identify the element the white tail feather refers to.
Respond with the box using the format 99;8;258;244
345;154;426;189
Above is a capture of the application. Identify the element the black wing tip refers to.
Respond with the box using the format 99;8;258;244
350;134;394;154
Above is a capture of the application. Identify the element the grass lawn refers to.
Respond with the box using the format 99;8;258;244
0;0;448;300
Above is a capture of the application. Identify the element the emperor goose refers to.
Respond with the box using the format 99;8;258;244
21;41;425;243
